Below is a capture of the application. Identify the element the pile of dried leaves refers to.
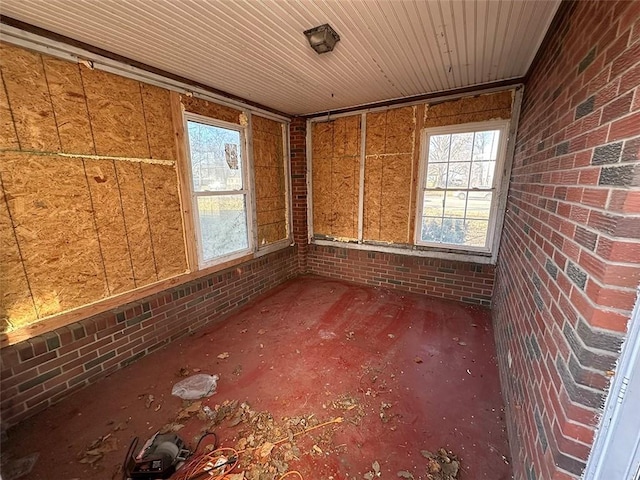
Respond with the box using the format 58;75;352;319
156;396;360;480
397;449;461;480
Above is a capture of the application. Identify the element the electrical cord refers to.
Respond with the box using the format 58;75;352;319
193;431;219;453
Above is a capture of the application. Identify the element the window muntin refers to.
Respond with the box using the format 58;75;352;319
185;115;251;266
416;121;508;253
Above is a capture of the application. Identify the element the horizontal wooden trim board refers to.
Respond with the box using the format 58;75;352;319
1;247;293;348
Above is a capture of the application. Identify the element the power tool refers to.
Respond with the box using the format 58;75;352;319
123;432;191;480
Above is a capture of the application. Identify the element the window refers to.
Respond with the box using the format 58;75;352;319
185;113;252;266
416;120;509;253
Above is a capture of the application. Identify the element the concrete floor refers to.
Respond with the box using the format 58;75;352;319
2;276;512;480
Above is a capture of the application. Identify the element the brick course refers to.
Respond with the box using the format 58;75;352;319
493;1;640;479
0;248;297;428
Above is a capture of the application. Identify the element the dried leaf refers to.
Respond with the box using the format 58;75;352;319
145;395;154;409
259;442;275;458
414;357;423;364
397;471;414;479
364;472;374;480
372;460;380;473
218;352;230;359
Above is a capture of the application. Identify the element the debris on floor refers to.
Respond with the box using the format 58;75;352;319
78;433;119;466
0;452;39;480
421;449;461;480
171;373;220;400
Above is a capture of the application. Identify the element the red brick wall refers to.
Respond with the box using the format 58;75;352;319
493;1;640;479
290;118;308;272
307;244;494;306
0;248;297;428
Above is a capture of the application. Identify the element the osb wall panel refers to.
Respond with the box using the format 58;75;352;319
42;56;95;155
0;74;19;150
181;95;242;125
0;179;37;331
311;115;360;239
253;115;287;246
141;84;176;160
115;161;158;287
363;106;416;243
141;163;187;279
424;91;513;128
85;159;136;295
0;153;107;324
81;68;150;158
0;41;187;333
0;43;61;152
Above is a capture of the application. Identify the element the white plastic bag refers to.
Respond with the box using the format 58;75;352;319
171;374;219;400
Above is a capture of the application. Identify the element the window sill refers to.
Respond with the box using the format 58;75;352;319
311;237;495;265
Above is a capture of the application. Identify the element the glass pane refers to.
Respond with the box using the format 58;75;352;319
421;217;442;242
449;132;474;162
472;130;500;161
470;161;496;189
187;121;243;192
444;191;467;218
466;192;492;219
447;162;471;188
197;195;248;262
422;190;444;217
463;220;489;247
426;163;448;188
441;218;467;245
428;135;450;163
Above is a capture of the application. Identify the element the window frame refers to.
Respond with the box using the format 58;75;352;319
414;119;510;255
183;112;254;269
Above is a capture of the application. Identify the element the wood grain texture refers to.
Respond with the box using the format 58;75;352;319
141;162;187;278
424;90;513;127
81;67;150;158
42;56;95;155
0;152;106;320
85;158;136;295
181;95;242;124
0;73;19;150
253;115;287;245
0;173;37;330
115;161;158;287
141;84;176;160
0;42;60;152
379;154;413;243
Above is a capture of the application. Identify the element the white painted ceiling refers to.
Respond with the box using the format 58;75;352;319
0;0;560;115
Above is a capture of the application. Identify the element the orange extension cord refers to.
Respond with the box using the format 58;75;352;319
173;417;343;480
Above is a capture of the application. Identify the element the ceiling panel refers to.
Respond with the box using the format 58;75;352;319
0;0;560;115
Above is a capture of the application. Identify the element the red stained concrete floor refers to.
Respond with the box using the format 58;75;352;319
2;276;513;480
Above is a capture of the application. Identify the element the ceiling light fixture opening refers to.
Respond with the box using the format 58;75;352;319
304;24;340;54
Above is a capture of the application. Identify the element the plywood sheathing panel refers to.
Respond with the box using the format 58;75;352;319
0;73;19;150
311;116;361;239
0;175;37;330
85;159;136;295
0;153;106;319
42;57;95;155
379;154;413;243
424;90;513;127
141;162;188;278
253;115;287;245
141;84;176;160
181;95;242;124
0;42;61;152
81;67;150;158
114;161;158;287
363;106;416;243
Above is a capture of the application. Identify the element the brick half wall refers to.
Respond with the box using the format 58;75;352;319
307;244;495;306
493;1;640;479
0;247;298;429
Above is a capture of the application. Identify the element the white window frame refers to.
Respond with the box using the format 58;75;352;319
183;112;254;269
414;119;510;256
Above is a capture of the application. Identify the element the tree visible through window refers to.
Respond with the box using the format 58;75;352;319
417;121;508;252
186;116;251;265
